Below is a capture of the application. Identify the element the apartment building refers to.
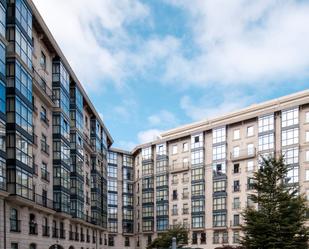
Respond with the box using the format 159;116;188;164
0;0;115;249
0;1;309;249
132;91;309;249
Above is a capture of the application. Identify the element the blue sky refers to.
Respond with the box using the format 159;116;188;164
33;0;309;149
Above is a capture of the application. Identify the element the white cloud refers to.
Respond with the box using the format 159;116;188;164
180;92;252;121
148;110;178;127
32;0;150;90
162;0;309;87
137;129;162;144
117;140;136;151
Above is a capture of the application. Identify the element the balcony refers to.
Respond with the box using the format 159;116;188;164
42;225;50;237
41;140;50;155
10;219;21;232
169;162;190;173
29;222;38;235
33;193;54;210
32;68;54;106
230;148;256;161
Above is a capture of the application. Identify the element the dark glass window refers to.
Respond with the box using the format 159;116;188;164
0;41;5;76
15;96;33;133
15;61;32;101
16;166;33;199
15;27;32;69
0;4;5;37
0;80;4;113
0;158;5;190
15;0;32;38
0;121;5;152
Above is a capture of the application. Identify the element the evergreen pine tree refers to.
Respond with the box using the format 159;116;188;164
241;156;309;249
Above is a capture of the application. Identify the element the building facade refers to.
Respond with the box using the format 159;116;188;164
0;1;309;249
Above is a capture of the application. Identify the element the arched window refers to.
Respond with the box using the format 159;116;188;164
29;243;36;249
10;208;19;232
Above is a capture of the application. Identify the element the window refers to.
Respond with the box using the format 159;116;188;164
192;232;197;244
286;166;299;184
191;149;204;165
108;152;117;164
124;237;130;247
233;180;240;192
142;220;153;232
213;197;226;210
306;131;309;143
247;143;254;155
108;193;117;205
192;199;204;213
233;231;240;243
0;121;5;152
282;147;298;165
15;132;33;166
247;126;254;136
191;183;204;197
15;27;32;69
191;167;204;181
213;231;219;244
258;114;274;133
306;151;309;162
233;197;240;210
233;147;240;158
0;42;4;76
282;108;299;128
213;213;226;227
108;180;117;192
16;0;32;38
172;145;178;155
123;155;133;167
157;218;168;231
306;112;309;123
200;232;206;244
247;161;254;172
213;145;226;161
14;97;33;133
172;190;178;200
11;243;18;249
107;165;117;178
183;142;188;152
0;158;6;190
142;192;154;203
192;216;204;228
282;128;299;147
156;202;168;215
0;80;5;113
108;235;115;246
213;127;226;144
233;214;240;226
156;174;168;187
233;129;240;140
191;133;203;149
141;147;152;160
40;51;46;69
0;4;5;37
233;164;240;174
213;180;226;192
156;144;166;155
10;208;19;232
305;170;309;181
142;162;153;175
213;162;226;176
258;133;274;151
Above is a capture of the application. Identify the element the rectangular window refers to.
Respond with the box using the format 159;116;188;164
172;145;178;155
286;166;299;184
306;131;309;143
156;160;167;173
282;147;298;165
233;129;240;140
282;128;299;147
305;169;309;181
258;133;274;151
191;149;204;165
213;127;226;144
192;216;204;228
156;143;166;155
258;114;274;133
108;151;117;164
233;146;240;158
213;213;227;227
0;80;5;114
306;151;309;162
233;214;240;226
183;142;188;152
191;133;203;149
213;145;226;161
213;180;226;192
213;197;226;210
247;126;254;137
282;107;299;128
15;96;33;133
247;161;254;172
192;199;204;213
306;112;309;123
142;147;152;160
15;27;32;69
233;197;240;210
213;162;226;176
191;167;204;181
40;51;46;69
247;143;254;155
16;0;32;38
107;165;117;178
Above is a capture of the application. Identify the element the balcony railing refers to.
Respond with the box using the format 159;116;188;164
29;222;38;235
42;225;50;237
169;162;190;173
231;148;256;161
32;68;54;103
33;193;54;209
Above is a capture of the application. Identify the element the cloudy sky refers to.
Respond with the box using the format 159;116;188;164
33;0;309;149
